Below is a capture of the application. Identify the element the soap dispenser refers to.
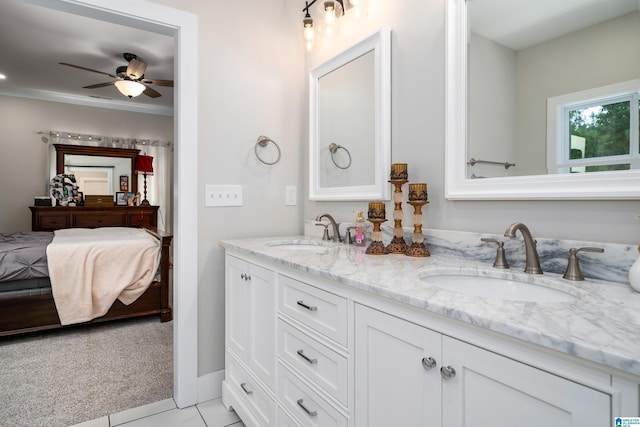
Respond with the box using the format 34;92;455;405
354;211;366;246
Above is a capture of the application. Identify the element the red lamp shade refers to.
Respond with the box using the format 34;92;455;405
134;155;154;175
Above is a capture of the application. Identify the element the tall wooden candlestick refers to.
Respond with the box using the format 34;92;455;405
387;163;409;254
406;183;430;257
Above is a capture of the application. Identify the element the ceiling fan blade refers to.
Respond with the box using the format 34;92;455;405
126;58;147;80
59;62;117;78
83;82;115;89
141;78;174;87
143;86;162;98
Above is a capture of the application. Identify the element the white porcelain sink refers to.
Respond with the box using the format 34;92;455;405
419;269;579;303
266;239;336;251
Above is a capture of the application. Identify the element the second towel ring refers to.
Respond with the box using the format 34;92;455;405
255;135;281;165
328;143;352;169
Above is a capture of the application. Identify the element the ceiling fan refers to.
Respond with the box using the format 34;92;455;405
59;52;173;99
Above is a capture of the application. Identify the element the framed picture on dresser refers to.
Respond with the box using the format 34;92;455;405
119;175;129;191
116;192;127;206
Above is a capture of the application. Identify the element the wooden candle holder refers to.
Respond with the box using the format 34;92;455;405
406;183;430;257
387;164;409;254
366;201;388;255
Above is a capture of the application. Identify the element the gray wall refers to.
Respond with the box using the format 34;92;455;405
148;0;305;376
303;0;639;247
159;0;640;381
516;11;640;176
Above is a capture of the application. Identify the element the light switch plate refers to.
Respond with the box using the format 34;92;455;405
205;185;243;207
285;186;297;206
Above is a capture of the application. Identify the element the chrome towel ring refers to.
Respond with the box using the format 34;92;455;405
328;143;352;169
255;135;281;165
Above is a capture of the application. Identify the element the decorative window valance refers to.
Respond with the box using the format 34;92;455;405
38;130;172;150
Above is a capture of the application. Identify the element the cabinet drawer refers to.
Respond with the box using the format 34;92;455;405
74;214;125;228
278;275;347;346
39;214;69;230
278;320;348;407
278;364;348;427
278;407;303;427
128;211;154;227
227;354;275;426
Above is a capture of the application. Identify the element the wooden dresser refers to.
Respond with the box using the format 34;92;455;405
29;206;159;231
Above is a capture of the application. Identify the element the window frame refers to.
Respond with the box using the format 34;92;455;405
547;80;640;174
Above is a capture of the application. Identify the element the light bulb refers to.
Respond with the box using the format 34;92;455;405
324;1;336;26
303;16;314;42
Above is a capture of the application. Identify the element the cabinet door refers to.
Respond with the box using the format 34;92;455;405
354;304;441;427
248;261;276;389
442;336;610;427
226;256;251;361
226;255;276;390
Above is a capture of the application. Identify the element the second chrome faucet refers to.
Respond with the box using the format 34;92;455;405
504;222;542;274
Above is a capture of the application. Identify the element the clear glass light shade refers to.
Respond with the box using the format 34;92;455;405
316;0;341;37
303;17;314;42
114;80;146;98
349;0;365;20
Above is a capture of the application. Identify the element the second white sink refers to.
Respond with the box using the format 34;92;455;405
419;269;579;303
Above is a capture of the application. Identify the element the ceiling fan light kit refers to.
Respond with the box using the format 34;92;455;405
59;52;173;100
115;80;146;98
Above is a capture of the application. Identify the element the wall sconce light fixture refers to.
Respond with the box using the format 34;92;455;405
302;0;365;50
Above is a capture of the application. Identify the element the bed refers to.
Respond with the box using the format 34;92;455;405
0;226;172;336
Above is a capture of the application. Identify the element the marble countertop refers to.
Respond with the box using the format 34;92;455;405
221;236;640;378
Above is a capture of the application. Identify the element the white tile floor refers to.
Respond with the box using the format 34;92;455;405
71;397;244;427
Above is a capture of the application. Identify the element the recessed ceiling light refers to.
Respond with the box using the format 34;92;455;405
0;74;6;80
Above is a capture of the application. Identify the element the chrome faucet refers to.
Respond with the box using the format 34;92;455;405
504;222;542;274
315;213;342;242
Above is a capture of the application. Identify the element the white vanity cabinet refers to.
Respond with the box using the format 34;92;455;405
355;303;613;427
222;247;639;427
224;254;277;426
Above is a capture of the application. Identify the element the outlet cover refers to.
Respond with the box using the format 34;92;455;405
285;186;297;206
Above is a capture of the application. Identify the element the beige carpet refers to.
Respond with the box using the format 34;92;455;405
0;317;173;427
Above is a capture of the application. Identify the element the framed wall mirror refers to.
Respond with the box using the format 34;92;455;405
54;144;139;195
309;28;391;201
445;0;640;199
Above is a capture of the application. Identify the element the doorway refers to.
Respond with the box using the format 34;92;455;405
20;0;199;408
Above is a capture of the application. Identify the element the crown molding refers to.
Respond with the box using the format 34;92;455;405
0;86;174;116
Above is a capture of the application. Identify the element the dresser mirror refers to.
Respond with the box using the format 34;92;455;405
309;28;391;201
54;144;139;195
445;0;640;199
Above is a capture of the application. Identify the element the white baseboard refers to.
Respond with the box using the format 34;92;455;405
197;369;225;403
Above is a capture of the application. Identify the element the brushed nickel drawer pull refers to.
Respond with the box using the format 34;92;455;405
240;382;253;395
296;399;318;417
296;300;317;311
297;349;318;364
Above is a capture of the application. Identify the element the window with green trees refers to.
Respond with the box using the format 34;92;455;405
563;92;639;173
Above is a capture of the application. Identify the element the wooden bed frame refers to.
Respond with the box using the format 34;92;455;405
0;227;172;337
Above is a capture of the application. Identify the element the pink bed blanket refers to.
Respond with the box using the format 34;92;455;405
46;227;161;325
